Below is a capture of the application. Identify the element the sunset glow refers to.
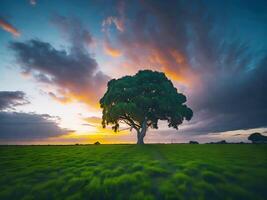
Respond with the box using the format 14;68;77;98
0;0;266;144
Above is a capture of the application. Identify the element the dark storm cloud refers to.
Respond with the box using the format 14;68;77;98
105;0;267;134
10;15;110;107
186;55;267;134
0;91;71;141
0;91;29;110
0;112;70;141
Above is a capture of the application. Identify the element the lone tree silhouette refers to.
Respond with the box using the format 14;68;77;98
248;132;267;143
100;70;193;144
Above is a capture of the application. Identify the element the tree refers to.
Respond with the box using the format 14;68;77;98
189;141;199;144
100;70;193;144
248;132;267;143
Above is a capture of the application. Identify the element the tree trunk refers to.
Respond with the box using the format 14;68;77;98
136;119;147;144
137;131;145;144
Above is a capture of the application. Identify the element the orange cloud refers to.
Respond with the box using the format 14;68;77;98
104;40;122;57
49;91;101;109
163;68;189;84
0;18;20;37
105;45;195;87
170;50;186;65
105;29;196;87
138;48;194;86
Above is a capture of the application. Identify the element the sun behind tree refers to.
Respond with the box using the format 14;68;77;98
100;70;193;144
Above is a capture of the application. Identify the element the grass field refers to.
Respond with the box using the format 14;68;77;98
0;144;267;200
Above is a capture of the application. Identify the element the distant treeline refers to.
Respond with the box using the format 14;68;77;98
189;132;267;144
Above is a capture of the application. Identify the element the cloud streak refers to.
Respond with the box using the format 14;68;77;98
0;17;20;37
0;91;29;111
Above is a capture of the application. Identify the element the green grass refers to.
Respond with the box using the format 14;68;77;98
0;144;266;200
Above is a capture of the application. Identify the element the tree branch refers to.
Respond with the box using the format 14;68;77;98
125;115;141;128
120;115;141;132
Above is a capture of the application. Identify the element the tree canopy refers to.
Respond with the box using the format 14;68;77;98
100;70;193;144
248;132;267;143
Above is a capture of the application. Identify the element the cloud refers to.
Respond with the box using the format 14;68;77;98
102;16;124;32
104;0;267;134
50;15;93;50
0;91;29;111
184;54;267;134
102;1;125;33
0;91;71;142
102;2;125;58
0;112;70;142
0;17;20;37
10;16;110;107
84;116;102;125
102;1;202;85
103;38;122;57
29;0;36;6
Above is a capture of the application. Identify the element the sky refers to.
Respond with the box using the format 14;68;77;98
0;0;267;144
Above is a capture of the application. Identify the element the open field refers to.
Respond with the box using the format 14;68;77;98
0;144;267;200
